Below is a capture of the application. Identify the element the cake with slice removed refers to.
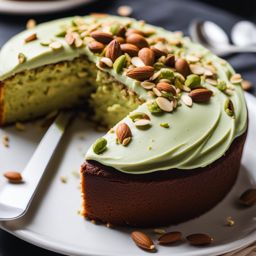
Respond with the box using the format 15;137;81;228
0;14;248;227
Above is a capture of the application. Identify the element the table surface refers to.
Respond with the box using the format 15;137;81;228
0;0;255;255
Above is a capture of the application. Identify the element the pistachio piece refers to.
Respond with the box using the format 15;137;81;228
147;100;162;114
134;119;151;128
18;53;26;64
160;122;169;128
159;68;174;80
129;112;150;122
224;99;235;117
156;97;174;112
140;81;155;90
113;55;127;74
116;123;132;145
230;73;242;84
92;137;107;154
217;80;227;91
185;74;201;88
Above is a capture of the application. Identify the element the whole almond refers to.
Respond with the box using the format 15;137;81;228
239;188;256;207
88;41;105;53
90;31;113;44
126;28;145;37
175;58;191;77
115;36;125;44
121;43;139;57
138;48;155;66
116;123;132;144
165;54;175;67
186;233;213;246
189;88;213;102
3;171;23;183
131;231;155;251
158;231;182;245
126;66;154;81
126;34;149;49
151;46;167;58
105;40;122;62
25;33;37;43
156;82;176;95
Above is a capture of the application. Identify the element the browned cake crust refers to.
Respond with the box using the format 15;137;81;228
81;132;247;227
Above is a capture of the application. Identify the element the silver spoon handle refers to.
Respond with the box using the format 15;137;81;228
0;112;73;220
217;46;256;56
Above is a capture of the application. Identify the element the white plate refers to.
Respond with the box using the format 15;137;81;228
0;93;255;256
0;0;94;14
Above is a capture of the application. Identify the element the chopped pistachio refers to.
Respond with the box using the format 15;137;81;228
226;216;235;227
40;40;51;46
60;176;67;183
110;23;120;35
185;74;201;88
160;122;169;128
217;80;227;91
113;55;126;74
2;135;9;147
129;112;150;122
18;53;26;64
147;101;163;114
224;99;235;117
93;137;107;154
159;68;174;80
55;30;66;37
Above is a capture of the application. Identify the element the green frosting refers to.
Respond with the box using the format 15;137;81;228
0;15;247;174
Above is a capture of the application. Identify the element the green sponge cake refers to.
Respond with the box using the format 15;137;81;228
0;14;248;227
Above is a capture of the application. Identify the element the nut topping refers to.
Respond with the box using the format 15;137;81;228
126;34;149;49
138;48;155;66
175;58;191;77
88;41;105;53
116;123;132;145
90;31;113;44
120;43;139;57
105;39;122;62
189;88;213;103
156;97;174;112
126;66;154;81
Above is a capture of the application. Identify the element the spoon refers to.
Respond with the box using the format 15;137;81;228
0;112;73;221
231;20;256;47
189;20;256;56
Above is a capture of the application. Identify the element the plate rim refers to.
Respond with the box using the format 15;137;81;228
0;92;255;256
0;0;94;14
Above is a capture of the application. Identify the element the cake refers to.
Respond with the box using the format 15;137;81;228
0;14;248;227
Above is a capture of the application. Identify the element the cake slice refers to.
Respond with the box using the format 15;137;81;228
0;14;248;227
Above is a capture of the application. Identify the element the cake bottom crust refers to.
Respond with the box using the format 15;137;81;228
81;132;247;227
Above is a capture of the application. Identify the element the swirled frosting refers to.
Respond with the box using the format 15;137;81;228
0;15;247;174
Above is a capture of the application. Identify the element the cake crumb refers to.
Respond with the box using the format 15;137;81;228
60;176;68;183
91;219;96;224
225;216;235;227
15;122;26;131
2;135;9;147
26;19;36;29
117;5;133;17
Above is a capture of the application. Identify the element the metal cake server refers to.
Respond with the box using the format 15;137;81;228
0;112;73;221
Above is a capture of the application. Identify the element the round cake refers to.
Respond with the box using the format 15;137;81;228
0;14;248;227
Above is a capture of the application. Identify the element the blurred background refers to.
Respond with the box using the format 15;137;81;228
0;0;255;255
